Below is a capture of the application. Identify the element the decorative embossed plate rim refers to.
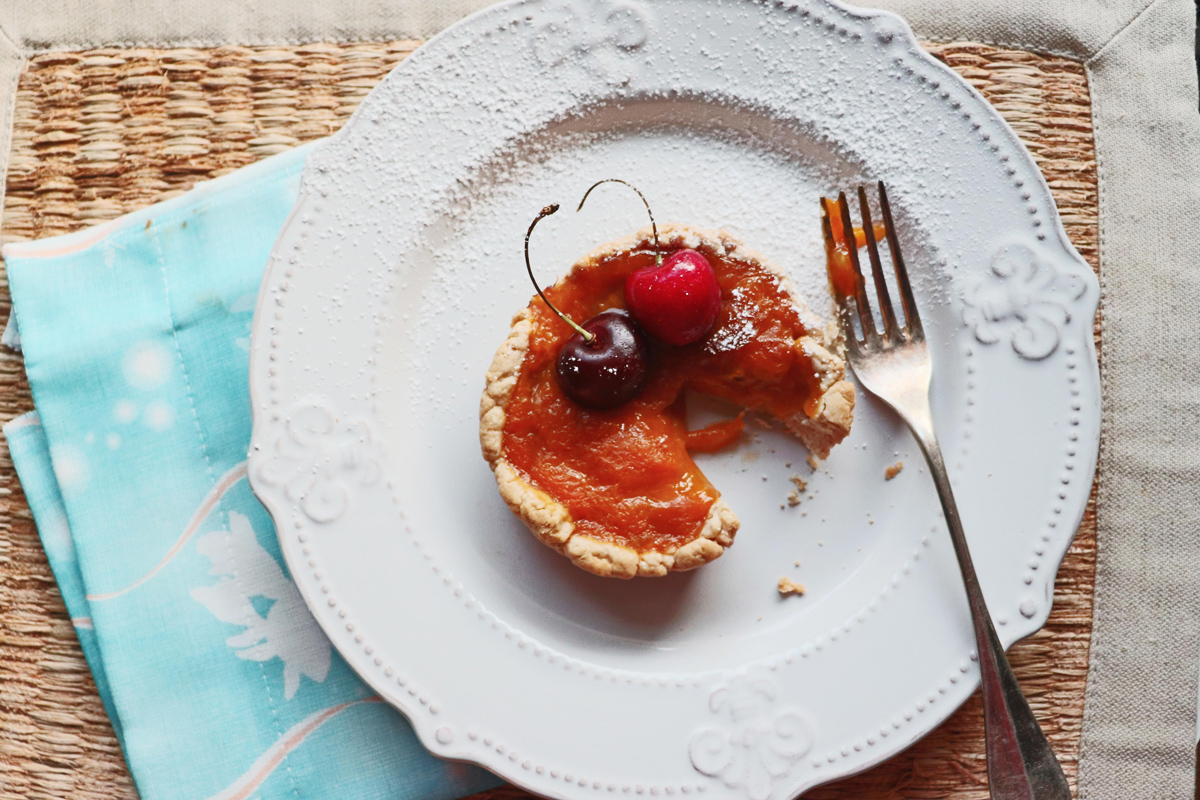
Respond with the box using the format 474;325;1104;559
247;1;1100;797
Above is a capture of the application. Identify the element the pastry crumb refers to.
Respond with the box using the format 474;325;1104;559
885;461;904;480
777;576;806;596
787;491;801;507
788;474;807;492
794;560;801;567
806;454;820;470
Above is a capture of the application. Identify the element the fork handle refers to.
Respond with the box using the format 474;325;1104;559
906;412;1072;800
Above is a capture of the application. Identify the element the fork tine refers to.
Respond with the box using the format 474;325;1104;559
857;185;901;343
877;181;924;340
836;191;879;344
820;197;863;353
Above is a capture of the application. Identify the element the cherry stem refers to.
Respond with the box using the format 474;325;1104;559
525;204;596;345
577;178;662;266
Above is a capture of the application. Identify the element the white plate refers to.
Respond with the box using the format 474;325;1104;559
248;0;1100;796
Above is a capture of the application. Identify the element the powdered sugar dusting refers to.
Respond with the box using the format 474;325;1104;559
299;0;1046;406
252;1;1100;796
281;0;1087;601
708;284;760;353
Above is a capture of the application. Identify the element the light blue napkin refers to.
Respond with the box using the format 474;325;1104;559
2;143;500;800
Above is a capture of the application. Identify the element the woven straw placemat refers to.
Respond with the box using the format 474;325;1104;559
0;41;1098;800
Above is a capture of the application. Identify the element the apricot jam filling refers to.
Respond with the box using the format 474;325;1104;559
501;245;826;553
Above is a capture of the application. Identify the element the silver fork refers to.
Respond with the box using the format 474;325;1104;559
821;183;1071;800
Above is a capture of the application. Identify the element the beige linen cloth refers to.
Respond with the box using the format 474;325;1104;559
0;0;1194;797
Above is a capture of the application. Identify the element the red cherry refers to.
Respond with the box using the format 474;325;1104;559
556;309;648;409
624;249;722;346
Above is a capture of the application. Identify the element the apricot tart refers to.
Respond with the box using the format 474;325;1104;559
480;224;855;579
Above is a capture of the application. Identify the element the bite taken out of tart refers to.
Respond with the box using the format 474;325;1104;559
480;184;855;579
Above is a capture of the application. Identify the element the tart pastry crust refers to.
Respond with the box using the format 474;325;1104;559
480;224;854;579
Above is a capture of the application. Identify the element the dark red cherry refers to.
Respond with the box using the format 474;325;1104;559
625;249;722;346
556;308;648;409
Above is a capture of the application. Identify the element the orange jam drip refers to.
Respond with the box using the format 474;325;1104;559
823;199;886;298
685;412;746;454
501;246;826;553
